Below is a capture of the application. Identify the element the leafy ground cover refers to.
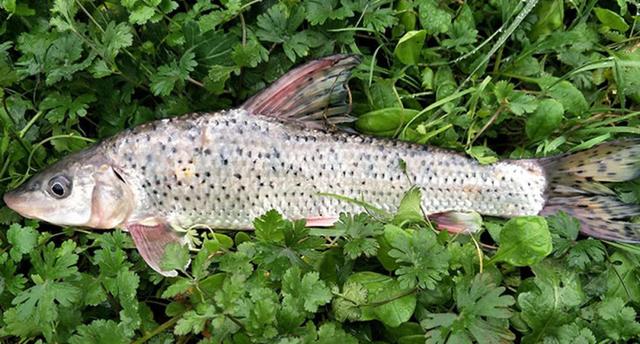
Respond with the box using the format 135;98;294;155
1;0;640;343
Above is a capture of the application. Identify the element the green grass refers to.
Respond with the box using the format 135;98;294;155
1;0;640;343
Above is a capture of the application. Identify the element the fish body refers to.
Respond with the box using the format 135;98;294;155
102;109;546;230
4;55;640;276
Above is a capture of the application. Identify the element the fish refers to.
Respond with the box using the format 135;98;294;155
3;54;640;276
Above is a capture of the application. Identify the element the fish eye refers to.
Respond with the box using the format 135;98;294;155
47;175;72;199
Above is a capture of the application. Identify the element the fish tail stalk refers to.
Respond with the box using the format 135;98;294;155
540;139;640;242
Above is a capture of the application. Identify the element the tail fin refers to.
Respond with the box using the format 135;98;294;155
540;139;640;242
241;54;361;129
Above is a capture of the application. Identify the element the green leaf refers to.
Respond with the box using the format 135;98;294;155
31;240;79;280
363;6;396;31
418;0;452;34
68;319;130;344
162;277;193;298
40;92;97;124
525;98;564;141
394;30;426;65
283;30;323;62
466;145;499;164
97;22;133;63
282;267;332;314
348;271;416;327
231;38;268;68
315;322;359;344
594;7;629;32
160;243;190;272
9;280;81;334
606;251;640;303
174;307;213;335
529;0;564;40
441;4;477;51
393;187;424;224
0;0;16;13
422;273;515;344
508;92;538;116
594;297;640;341
6;223;38;262
150;51;198;96
554;323;596;344
490;216;552;266
304;0;353;25
332;280;368;321
256;3;289;43
517;262;585;344
538;77;588;116
335;213;384;259
387;228;450;289
355;108;420;137
254;209;286;243
129;6;155;25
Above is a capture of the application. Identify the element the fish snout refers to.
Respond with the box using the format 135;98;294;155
3;189;36;219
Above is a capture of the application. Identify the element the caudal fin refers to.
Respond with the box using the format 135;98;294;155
241;54;361;129
540;139;640;242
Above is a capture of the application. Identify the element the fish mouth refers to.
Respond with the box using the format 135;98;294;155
3;190;37;219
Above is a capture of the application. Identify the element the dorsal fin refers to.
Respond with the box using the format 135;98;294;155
241;54;361;129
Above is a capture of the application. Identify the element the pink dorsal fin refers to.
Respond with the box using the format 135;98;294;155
241;54;361;129
126;222;189;277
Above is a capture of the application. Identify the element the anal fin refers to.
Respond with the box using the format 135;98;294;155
305;215;339;227
429;211;483;234
126;222;189;277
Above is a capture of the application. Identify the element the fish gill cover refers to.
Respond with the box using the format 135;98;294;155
0;0;640;343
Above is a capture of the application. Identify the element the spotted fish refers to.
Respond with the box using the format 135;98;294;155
3;55;640;276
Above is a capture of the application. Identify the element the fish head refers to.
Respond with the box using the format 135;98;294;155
3;147;134;229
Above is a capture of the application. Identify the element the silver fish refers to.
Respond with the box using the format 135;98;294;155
4;55;640;276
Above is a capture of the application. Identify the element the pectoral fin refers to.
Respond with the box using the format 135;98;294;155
126;222;189;277
429;211;483;234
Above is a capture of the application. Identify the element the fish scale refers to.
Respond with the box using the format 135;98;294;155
105;109;548;230
4;54;639;276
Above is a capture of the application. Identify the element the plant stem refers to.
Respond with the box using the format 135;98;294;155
131;312;185;344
